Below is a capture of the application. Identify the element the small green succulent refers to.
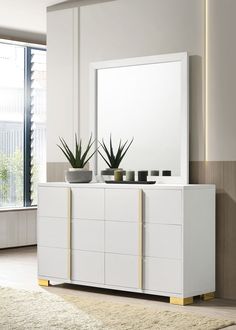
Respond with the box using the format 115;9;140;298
98;135;134;168
57;134;96;168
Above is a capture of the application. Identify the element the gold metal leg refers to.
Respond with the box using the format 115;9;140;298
38;279;50;287
170;297;194;305
201;292;215;301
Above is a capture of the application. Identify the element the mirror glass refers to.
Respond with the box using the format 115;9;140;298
91;53;188;183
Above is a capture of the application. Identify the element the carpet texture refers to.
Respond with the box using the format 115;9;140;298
0;286;234;330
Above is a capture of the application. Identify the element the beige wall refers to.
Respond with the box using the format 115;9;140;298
80;0;205;162
207;0;236;161
46;0;115;164
190;0;236;300
47;0;204;165
47;8;78;163
47;0;236;164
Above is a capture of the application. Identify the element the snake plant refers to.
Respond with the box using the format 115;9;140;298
98;136;134;168
57;134;96;168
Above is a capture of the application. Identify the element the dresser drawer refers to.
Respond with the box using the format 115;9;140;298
105;253;139;288
72;250;104;284
105;221;139;255
144;224;182;259
144;257;182;293
38;187;69;218
38;217;68;248
72;220;104;252
144;190;182;224
105;189;140;222
72;188;104;220
38;247;68;279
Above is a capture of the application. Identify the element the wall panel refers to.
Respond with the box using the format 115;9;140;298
0;210;37;249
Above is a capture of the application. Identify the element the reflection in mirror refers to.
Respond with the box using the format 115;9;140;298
91;53;188;183
97;61;181;175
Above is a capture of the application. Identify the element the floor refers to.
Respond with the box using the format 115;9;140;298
0;246;236;329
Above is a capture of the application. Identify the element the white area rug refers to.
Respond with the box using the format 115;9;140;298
0;286;234;330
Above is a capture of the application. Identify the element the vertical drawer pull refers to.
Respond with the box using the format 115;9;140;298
67;188;72;280
138;189;143;289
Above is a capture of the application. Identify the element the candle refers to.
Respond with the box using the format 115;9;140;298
114;169;123;182
150;170;159;176
126;170;135;181
138;170;148;182
162;170;171;176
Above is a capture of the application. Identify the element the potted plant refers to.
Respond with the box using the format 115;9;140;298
98;136;134;176
57;134;96;183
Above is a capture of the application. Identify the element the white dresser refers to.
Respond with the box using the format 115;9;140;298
37;182;215;305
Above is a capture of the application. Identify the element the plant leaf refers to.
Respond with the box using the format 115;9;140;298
57;134;96;168
109;135;115;165
118;137;134;165
99;139;113;165
75;134;81;167
115;139;128;167
98;150;111;168
57;145;75;166
80;135;95;167
98;136;134;168
83;149;97;167
58;137;76;167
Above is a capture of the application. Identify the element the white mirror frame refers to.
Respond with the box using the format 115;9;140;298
90;52;189;184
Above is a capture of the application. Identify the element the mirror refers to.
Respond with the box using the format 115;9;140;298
90;53;189;183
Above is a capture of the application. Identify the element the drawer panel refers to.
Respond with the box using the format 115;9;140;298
72;250;104;284
72;188;104;220
105;221;139;255
105;189;140;222
38;217;68;248
72;220;104;252
144;190;182;224
38;247;68;279
38;187;69;218
105;253;139;288
144;224;182;259
144;257;182;293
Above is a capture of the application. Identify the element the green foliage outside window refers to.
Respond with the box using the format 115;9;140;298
0;150;23;207
0;151;40;207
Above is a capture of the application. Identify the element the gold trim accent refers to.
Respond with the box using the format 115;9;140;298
138;189;143;289
201;292;215;301
67;188;72;280
170;297;193;305
204;0;209;161
38;279;49;287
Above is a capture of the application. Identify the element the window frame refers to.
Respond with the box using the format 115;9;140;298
0;39;46;208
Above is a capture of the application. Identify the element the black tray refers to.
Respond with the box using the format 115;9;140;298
105;180;156;184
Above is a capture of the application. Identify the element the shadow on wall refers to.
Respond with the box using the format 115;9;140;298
0;27;46;45
190;161;236;300
47;0;116;12
189;55;204;161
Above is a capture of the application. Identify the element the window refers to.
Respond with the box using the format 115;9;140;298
0;41;46;208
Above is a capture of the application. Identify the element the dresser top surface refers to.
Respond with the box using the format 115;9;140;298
38;182;215;190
